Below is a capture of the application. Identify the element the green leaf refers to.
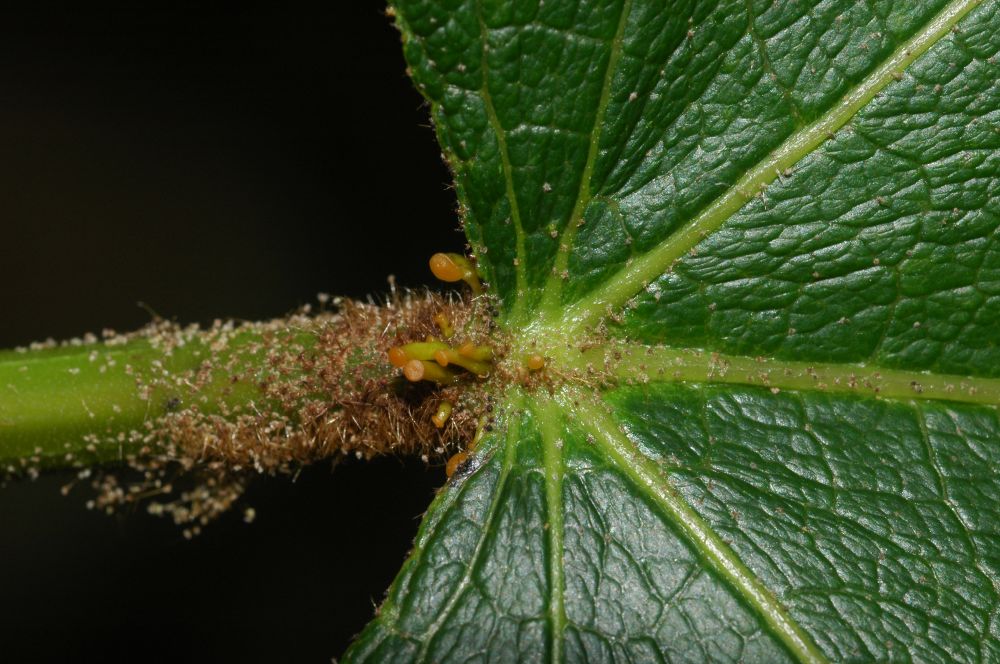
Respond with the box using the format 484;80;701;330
348;0;1000;661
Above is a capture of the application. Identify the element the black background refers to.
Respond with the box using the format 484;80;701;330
0;5;461;663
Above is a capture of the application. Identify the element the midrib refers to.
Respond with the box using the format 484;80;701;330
552;387;830;664
533;0;984;337
560;342;1000;408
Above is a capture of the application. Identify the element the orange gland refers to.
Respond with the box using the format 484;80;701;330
429;253;482;294
387;346;409;368
403;359;457;385
402;359;425;382
527;354;546;371
432;348;491;377
445;451;469;478
431;401;453;429
429;253;466;282
433;312;454;339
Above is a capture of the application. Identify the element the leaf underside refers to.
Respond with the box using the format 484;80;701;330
347;1;1000;662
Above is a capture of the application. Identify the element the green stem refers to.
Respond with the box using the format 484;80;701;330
0;335;262;470
0;320;334;470
1;342;157;468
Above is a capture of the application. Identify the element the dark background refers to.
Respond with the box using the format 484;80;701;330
0;5;460;663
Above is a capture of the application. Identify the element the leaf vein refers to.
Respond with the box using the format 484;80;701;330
539;0;633;313
413;404;522;663
535;397;568;664
558;387;829;664
544;0;984;336
566;342;1000;407
475;0;529;324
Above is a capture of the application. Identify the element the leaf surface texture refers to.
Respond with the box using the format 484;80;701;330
346;1;1000;661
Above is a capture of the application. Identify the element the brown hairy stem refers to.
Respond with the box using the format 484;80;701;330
64;290;496;534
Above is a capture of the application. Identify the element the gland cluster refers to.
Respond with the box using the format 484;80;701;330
390;338;494;383
379;253;506;475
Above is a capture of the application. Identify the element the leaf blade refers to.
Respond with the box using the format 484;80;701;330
606;382;1000;662
554;0;984;333
355;0;1000;660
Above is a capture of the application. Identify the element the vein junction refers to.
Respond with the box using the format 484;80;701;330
535;0;984;337
541;387;830;664
509;0;995;412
